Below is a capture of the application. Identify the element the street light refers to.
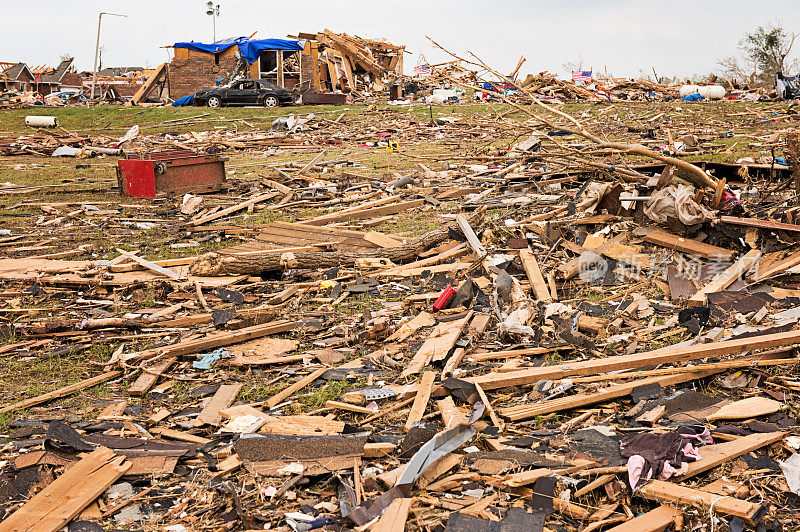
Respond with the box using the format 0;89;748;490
91;12;127;102
206;2;220;43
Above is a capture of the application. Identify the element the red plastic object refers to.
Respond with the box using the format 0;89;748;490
116;150;227;198
433;285;456;311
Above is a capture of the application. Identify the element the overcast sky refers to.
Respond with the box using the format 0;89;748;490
2;1;798;79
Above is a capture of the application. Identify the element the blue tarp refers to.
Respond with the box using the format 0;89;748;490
172;94;194;107
173;37;304;64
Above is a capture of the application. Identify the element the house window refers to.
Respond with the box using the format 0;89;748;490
214;53;220;66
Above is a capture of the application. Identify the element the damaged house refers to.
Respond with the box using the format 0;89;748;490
168;31;405;103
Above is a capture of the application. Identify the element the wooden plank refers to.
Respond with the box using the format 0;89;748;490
721;215;800;233
128;356;177;396
474;381;503;429
365;230;403;248
472;328;800;391
264;366;328;409
688;249;761;305
195;383;242;427
405;371;436;432
605;505;679;532
676;431;784;479
0;447;131;532
302;199;425;226
456;214;486;256
149;427;212;445
499;369;722;421
644;229;736;260
638;479;766;524
372;497;412;532
756;249;800;280
109;256;196;273
116;248;185;281
296;149;327;175
436;396;468;428
0;370;121;414
130;320;300;362
519;249;553;301
189;193;278;226
401;312;472;378
442;312;491;377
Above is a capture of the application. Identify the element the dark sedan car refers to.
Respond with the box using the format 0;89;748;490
194;79;294;108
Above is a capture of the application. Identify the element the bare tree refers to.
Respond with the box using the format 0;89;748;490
562;55;585;77
739;22;796;84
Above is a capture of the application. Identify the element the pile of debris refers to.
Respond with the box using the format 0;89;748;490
2;57;800;532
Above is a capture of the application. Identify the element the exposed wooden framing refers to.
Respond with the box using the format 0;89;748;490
472;329;800;391
276;51;285;88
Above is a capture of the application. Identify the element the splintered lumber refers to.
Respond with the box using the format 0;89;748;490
0;370;122;414
436;396;468;428
473;381;502;429
190;212;482;276
264;366;328;409
195;383;242;426
720;215;800;233
472;329;800;391
130;319;300;362
643;229;735;260
128;356;177;396
606;505;679;532
116;248;185;281
385;311;436;342
456;214;486;256
499;369;721;421
302;199;424;226
401;312;473;377
442;312;491;377
189;193;278;226
676;431;784;479
405;371;436;431
519;249;553;301
638;480;766;524
0;447;131;532
755;249;800;280
688;249;761;305
372;497;412;532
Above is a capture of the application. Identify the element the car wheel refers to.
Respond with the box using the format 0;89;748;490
207;96;221;108
263;95;279;108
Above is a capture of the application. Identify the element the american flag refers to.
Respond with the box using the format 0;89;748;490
414;64;432;76
572;70;592;83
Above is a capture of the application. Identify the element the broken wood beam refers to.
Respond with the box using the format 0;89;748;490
637;479;766;524
472;329;800;391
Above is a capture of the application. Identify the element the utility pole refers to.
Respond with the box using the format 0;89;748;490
206;2;220;42
91;12;127;102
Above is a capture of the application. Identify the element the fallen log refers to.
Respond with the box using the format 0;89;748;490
190;210;483;276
